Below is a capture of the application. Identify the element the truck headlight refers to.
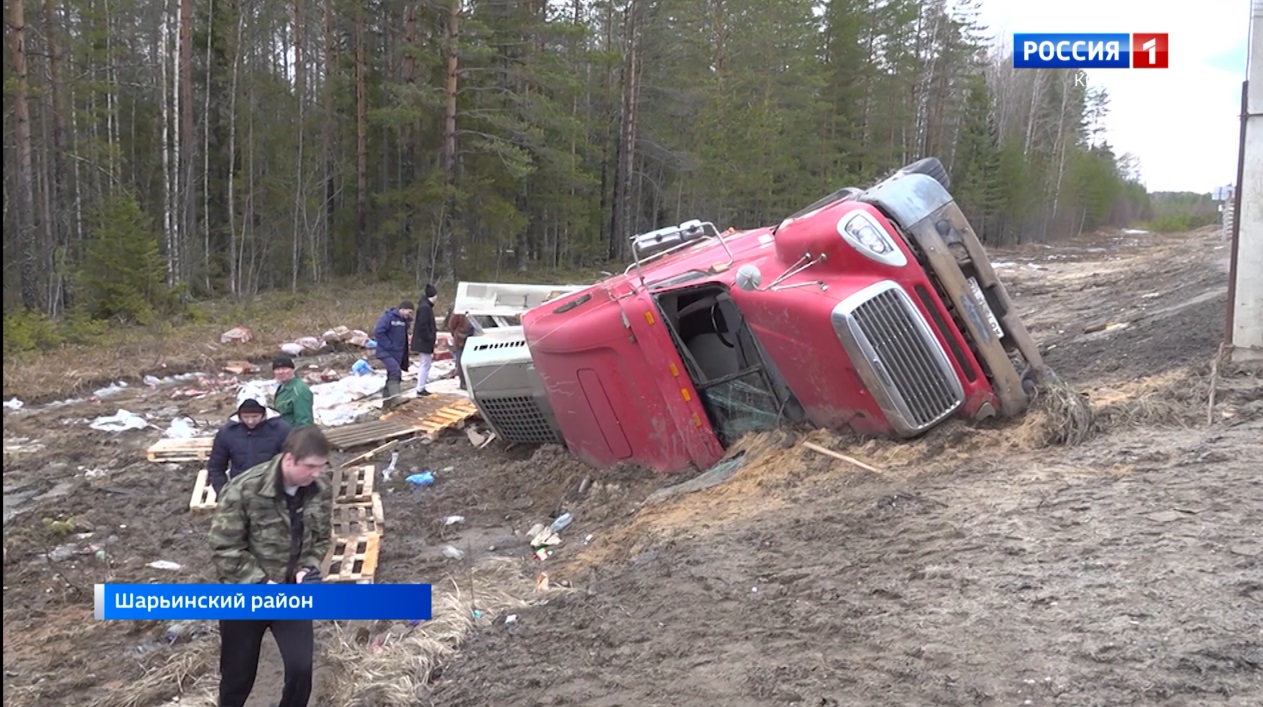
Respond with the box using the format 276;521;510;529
837;211;907;267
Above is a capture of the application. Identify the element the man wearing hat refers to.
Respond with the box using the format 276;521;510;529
207;399;292;495
373;300;415;409
272;356;314;426
411;284;439;397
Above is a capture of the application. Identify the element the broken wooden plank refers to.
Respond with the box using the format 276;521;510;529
801;442;885;475
338;439;399;468
189;468;218;511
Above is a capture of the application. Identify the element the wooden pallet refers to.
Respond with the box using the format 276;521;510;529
321;533;380;584
189;468;218;511
323;420;420;451
383;398;482;440
331;493;385;536
332;464;375;503
323;396;480;450
147;437;215;463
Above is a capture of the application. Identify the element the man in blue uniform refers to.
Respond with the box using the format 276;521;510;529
373;300;415;409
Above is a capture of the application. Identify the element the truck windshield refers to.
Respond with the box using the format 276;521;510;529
653;284;801;445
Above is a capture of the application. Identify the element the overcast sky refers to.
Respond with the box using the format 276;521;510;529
974;0;1252;193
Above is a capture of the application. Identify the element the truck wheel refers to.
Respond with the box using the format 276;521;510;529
901;157;950;190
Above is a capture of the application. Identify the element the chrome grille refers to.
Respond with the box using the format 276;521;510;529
475;394;562;444
846;285;963;430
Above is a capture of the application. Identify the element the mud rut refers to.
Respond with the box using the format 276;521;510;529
2;226;1260;707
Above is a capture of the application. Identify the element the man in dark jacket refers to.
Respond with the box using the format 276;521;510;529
373;300;415;408
207;398;291;494
210;425;332;707
411;284;438;397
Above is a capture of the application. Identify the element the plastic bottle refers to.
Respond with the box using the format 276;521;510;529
549;513;573;533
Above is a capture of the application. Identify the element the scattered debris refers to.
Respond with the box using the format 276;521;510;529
223;360;259;375
148;560;182;571
406;471;436;487
441;545;465;560
221;325;253;344
381;451;400;482
164;417;199;439
802;442;885;474
444;515;465;526
3;398;23;411
643;453;749;506
549;513;573;533
465;427;489;447
89;409;150;432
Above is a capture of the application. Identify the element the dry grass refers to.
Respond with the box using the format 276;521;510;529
91;627;220;707
3;281;413;404
1092;365;1217;431
4;264;612;405
320;557;548;706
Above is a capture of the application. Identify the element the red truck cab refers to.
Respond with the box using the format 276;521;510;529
521;158;1047;474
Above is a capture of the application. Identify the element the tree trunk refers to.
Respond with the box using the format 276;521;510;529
293;0;307;290
322;0;335;273
613;0;643;261
354;1;368;268
401;1;418;263
161;0;175;284
227;3;245;295
202;0;214;293
43;0;71;314
439;0;460;279
179;0;194;286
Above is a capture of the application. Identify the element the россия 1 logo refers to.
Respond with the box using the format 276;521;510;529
1013;33;1169;69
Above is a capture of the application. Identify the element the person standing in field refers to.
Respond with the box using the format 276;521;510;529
411;284;439;397
373;300;415;409
272;356;315;426
209;425;332;707
446;309;475;391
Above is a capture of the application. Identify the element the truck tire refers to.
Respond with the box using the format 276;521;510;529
901;157;951;190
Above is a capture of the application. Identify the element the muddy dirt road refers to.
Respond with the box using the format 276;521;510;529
3;226;1260;707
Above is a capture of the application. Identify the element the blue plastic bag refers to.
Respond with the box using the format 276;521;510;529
406;471;435;487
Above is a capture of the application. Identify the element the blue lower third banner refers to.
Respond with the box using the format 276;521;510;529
96;583;432;621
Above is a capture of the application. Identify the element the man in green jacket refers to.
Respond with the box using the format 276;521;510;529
209;425;332;707
272;356;315;427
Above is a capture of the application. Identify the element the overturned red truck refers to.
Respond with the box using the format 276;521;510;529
459;158;1048;474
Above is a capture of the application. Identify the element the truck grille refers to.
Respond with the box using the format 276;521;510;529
476;395;562;444
846;285;963;431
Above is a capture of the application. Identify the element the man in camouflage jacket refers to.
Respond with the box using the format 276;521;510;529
209;425;332;707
